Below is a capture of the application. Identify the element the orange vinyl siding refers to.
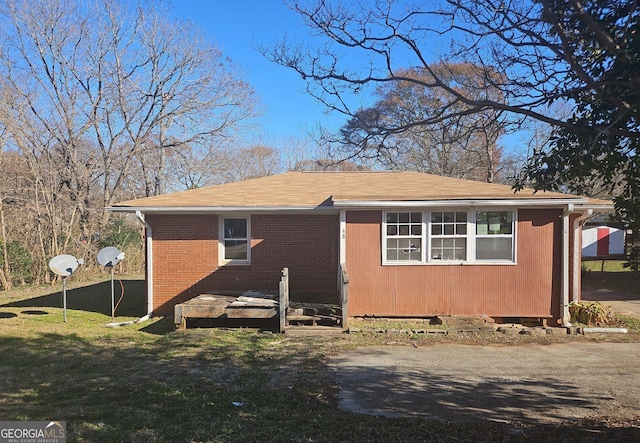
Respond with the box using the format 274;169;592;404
346;209;563;322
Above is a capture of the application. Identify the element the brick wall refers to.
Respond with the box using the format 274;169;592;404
148;213;339;315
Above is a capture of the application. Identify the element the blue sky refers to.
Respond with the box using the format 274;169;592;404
170;1;344;145
168;1;529;156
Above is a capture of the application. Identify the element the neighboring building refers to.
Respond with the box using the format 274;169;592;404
109;171;612;326
582;226;626;258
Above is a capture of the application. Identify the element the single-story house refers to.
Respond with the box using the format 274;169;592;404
109;171;612;326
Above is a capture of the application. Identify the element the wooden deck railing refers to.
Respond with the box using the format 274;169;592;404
279;267;289;333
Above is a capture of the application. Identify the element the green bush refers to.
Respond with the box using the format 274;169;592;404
98;218;142;249
0;239;33;285
623;245;640;272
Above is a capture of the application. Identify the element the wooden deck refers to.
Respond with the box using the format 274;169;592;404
174;267;348;332
174;291;278;329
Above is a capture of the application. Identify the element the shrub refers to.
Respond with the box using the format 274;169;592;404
569;301;616;326
623;245;640;272
0;240;33;285
98;218;142;249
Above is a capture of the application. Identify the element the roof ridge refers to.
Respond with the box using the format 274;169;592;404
297;170;404;174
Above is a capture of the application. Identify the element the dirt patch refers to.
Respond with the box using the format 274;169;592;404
329;342;640;425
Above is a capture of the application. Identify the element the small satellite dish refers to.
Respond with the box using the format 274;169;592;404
49;254;84;277
48;254;84;322
97;246;125;268
97;246;126;321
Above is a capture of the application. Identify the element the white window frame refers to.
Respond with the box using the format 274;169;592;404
382;211;425;264
218;216;251;265
429;210;469;262
382;209;517;265
473;210;516;262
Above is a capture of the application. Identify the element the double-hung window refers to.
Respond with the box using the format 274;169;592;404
220;217;250;264
475;211;514;261
430;211;467;261
383;209;515;264
385;212;422;262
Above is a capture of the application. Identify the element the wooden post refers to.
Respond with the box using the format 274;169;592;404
175;304;186;330
340;264;349;332
279;267;289;333
282;267;289;307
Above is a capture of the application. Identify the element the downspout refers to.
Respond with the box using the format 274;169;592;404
572;209;594;303
338;209;346;287
561;204;573;326
338;209;347;323
105;211;153;327
136;210;153;320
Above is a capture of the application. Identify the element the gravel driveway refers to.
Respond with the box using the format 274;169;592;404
329;342;640;425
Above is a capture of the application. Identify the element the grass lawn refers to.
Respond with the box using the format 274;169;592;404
1;277;639;442
582;259;640;294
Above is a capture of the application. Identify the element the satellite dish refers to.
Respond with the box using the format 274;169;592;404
97;246;125;267
49;254;84;277
48;254;83;322
97;246;126;321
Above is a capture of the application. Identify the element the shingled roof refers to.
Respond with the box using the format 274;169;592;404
111;171;612;211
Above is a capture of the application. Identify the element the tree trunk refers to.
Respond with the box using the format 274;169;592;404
0;198;12;291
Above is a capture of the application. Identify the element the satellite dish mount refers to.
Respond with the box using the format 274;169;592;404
48;254;84;322
97;246;125;320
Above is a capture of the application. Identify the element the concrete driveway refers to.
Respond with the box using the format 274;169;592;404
582;286;640;319
329;342;640;425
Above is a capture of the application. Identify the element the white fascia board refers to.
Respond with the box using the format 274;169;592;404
573;203;615;212
332;198;588;208
106;205;337;214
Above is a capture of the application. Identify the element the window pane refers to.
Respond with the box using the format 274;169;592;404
476;238;512;260
443;212;454;222
431;238;466;261
403;239;421;260
224;240;248;260
386;239;399;261
444;224;454;235
387;238;421;261
386;212;422;262
432;225;442;235
456;224;467;235
476;211;512;235
399;238;411;249
224;218;247;239
431;212;442;223
455;212;467;222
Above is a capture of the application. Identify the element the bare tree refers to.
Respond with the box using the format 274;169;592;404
221;145;284;182
0;131;11;290
266;0;639;241
267;0;638;139
0;0;260;206
291;158;368;171
327;64;506;181
164;142;233;190
0;0;261;284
